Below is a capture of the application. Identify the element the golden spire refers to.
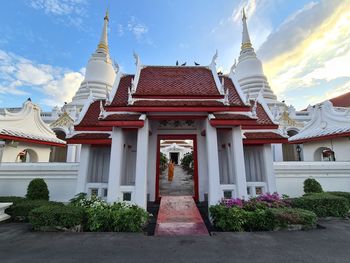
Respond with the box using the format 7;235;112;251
97;9;109;53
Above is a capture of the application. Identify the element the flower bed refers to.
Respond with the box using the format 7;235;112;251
210;193;317;232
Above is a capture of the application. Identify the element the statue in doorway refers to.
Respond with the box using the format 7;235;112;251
168;160;175;182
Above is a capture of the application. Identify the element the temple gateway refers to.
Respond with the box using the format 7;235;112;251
66;11;287;209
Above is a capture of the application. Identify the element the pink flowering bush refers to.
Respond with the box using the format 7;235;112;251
220;193;289;211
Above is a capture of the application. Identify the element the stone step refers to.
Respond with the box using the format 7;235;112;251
155;196;208;236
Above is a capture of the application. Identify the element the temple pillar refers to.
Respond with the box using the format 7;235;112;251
0;141;5;163
262;144;277;193
66;144;77;162
107;127;124;203
231;126;248;199
205;119;221;206
134;119;149;209
272;143;283;161
76;144;91;193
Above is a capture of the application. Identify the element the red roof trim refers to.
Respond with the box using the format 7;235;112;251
74;127;112;131
132;95;224;99
97;120;144;128
148;115;206;120
243;138;288;145
210;119;257;126
0;134;65;147
242;125;279;130
105;106;251;112
289;131;350;144
67;138;111;145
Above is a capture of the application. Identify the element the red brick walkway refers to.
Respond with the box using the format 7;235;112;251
155;196;209;236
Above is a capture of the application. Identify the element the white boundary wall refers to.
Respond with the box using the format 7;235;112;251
275;162;350;197
0;163;78;202
0;162;349;201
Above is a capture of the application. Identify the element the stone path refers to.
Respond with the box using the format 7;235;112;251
159;165;194;196
155;196;208;236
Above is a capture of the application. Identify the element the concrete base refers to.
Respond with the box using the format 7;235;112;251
0;203;13;222
155;196;208;236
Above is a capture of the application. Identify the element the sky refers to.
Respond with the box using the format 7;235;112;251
0;0;349;111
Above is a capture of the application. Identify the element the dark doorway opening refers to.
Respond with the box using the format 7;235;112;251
170;152;179;164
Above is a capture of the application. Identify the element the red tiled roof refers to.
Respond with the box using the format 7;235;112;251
248;100;275;126
329;91;350;107
109;75;134;107
134;66;221;97
219;75;245;106
102;114;141;121
77;100;103;128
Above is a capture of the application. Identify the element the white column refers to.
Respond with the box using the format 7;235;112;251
262;144;277;193
66;144;77;162
107;127;124;203
272;143;283;162
231;126;248;199
75;144;82;162
134;119;149;209
76;144;91;193
205;119;221;206
0;141;5;163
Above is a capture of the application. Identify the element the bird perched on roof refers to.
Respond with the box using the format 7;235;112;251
194;61;200;66
176;60;179;66
181;62;187;66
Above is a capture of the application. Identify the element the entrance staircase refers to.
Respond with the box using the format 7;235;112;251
154;196;209;236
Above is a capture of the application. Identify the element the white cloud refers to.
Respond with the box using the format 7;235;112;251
28;0;87;29
258;0;350;105
0;49;84;107
118;16;151;44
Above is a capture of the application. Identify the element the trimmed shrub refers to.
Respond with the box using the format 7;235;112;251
327;192;350;205
29;205;85;231
209;205;247;231
244;209;276;231
290;193;349;217
7;199;63;221
26;179;49;200
303;178;323;194
86;201;149;232
270;208;317;229
0;196;26;204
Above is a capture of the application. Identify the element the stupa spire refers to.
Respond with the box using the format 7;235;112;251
97;9;109;53
241;8;253;53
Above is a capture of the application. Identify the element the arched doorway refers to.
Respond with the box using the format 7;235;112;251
49;130;67;162
16;149;38;162
282;130;302;161
314;147;335;161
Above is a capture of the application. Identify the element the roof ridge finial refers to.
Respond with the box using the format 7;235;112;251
104;8;109;22
242;8;247;20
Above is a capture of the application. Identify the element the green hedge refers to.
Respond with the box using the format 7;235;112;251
244;209;275;231
29;205;85;231
209;205;247;231
86;202;149;232
270;208;317;229
7;199;64;221
210;205;318;231
0;196;26;204
290;193;349;217
327;192;350;205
